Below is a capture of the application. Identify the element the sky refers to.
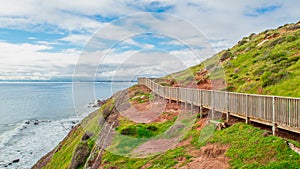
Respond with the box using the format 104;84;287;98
0;0;299;81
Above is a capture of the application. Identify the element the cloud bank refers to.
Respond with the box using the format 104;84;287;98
0;0;299;80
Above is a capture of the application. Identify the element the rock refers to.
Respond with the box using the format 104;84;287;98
220;51;232;61
69;142;90;169
286;25;300;31
34;121;39;125
131;96;139;100
71;121;76;124
234;68;240;73
8;163;12;165
25;121;30;125
287;142;300;155
12;159;20;163
82;132;93;141
92;105;97;108
97;99;104;106
262;131;269;137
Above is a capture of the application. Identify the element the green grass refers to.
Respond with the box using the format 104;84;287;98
101;151;150;169
107;116;177;156
102;144;190;169
44;125;84;169
102;121;300;169
43;100;114;168
116;116;176;137
209;123;300;168
222;26;300;97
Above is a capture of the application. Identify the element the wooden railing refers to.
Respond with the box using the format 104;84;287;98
138;77;300;135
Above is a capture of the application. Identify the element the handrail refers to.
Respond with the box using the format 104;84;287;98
138;77;300;134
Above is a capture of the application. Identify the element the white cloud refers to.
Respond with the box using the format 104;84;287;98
60;34;92;46
0;0;135;33
0;42;79;80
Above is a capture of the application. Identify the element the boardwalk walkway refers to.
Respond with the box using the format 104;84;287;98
138;77;300;135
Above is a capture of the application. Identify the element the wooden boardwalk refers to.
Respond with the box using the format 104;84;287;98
138;77;300;135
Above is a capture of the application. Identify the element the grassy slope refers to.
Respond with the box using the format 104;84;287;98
42;99;114;169
37;22;300;168
223;23;300;97
165;22;300;97
209;123;300;168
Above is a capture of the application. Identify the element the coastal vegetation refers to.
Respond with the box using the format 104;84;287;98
162;22;300;97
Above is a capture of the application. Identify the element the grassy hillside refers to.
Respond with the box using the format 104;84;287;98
161;22;300;97
33;22;300;169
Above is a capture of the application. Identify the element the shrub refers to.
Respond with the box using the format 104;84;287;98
253;67;265;76
146;125;158;131
120;127;137;136
226;85;236;91
269;37;285;47
261;71;290;87
286;35;298;42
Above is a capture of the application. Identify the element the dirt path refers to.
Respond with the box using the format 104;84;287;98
120;99;167;123
176;143;230;169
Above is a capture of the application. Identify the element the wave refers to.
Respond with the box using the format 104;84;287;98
0;107;98;168
0;121;28;150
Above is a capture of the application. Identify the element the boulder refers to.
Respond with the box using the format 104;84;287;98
97;99;104;106
82;132;93;141
12;159;20;163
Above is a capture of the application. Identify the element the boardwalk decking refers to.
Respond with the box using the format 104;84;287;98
138;77;300;135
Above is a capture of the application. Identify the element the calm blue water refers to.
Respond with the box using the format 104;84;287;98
0;82;133;168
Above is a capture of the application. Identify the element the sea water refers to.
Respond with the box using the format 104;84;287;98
0;82;133;169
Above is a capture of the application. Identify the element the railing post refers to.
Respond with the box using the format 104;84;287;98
288;99;291;126
199;105;203;118
176;88;179;105
200;89;202;106
211;91;214;120
185;88;187;109
169;87;171;103
246;94;250;124
198;90;202;118
226;92;230;122
272;96;277;136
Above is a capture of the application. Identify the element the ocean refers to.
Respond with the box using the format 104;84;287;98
0;82;133;169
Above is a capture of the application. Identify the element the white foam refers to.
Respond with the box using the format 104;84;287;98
0;107;98;169
0;121;27;150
